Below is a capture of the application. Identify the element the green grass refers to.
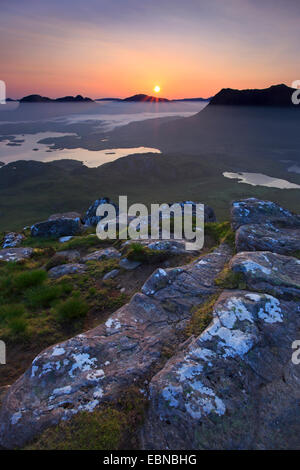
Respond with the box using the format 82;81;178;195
54;294;89;323
27;408;125;450
214;266;246;289
24;284;67;309
45;254;68;271
0;303;26;320
26;386;147;450
125;243;169;264
186;294;219;337
13;269;48;290
204;221;235;247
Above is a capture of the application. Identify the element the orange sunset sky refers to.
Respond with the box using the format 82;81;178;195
1;0;299;99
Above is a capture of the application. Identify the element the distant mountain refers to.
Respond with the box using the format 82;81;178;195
20;94;94;103
172;97;211;102
209;84;298;107
123;94;169;102
95;98;122;102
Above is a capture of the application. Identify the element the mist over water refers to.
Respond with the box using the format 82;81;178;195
0;100;205;166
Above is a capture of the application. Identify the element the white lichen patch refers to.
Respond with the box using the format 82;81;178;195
11;411;22;425
105;317;121;331
162;385;183;408
177;362;203;382
258;295;282;323
187;347;216;364
51;385;72;398
215;327;255;358
245;293;262;302
51;347;66;357
86;369;105;381
217;297;254;328
69;353;97;378
184;381;226;419
239;260;271;276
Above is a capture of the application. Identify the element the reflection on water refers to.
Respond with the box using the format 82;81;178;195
223;171;300;189
0;132;161;167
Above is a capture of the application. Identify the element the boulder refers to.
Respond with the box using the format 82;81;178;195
31;213;82;238
82;198;119;227
235;223;300;255
230;251;300;299
55;250;81;262
48;263;87;279
82;247;121;263
103;269;120;280
141;290;300;450
122;239;195;254
119;258;141;270
231;198;300;231
0;247;33;263
0;244;231;448
59;236;73;243
2;232;24;248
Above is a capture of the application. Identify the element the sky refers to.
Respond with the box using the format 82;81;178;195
0;0;299;99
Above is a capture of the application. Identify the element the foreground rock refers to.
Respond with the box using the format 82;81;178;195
122;239;196;254
235;224;300;255
230;251;300;299
0;244;231;448
142;289;300;450
31;213;82;238
2;232;24;248
231;198;300;255
48;263;87;279
0;247;33;262
81;247;121;263
231;198;300;231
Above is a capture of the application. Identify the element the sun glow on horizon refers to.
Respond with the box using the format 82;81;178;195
154;85;161;93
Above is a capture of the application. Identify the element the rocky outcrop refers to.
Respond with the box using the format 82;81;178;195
230;251;300;299
81;247;121;262
235;224;300;255
48;263;87;279
0;244;231;449
142;288;300;450
231;198;300;255
2;232;24;249
0;247;33;262
140;199;300;450
31;213;82;238
231;198;300;231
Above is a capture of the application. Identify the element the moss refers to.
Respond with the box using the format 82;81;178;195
125;243;169;264
215;266;246;289
204;221;235;248
45;254;68;271
62;235;105;250
26;387;148;450
13;269;47;290
24;284;66;309
290;250;300;260
186;294;219;337
54;294;89;323
26;408;125;450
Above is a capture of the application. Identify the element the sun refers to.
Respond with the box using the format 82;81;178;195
154;85;160;93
